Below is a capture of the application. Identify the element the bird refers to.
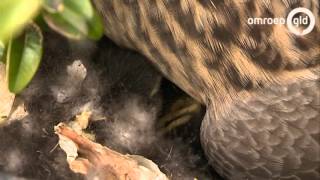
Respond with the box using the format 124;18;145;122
92;0;320;179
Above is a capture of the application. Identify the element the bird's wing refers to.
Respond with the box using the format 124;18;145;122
201;73;320;180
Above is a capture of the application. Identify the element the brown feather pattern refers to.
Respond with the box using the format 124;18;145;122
92;0;320;179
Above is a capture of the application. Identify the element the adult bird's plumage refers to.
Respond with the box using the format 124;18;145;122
92;0;320;179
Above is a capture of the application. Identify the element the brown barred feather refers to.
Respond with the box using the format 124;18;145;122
93;0;320;179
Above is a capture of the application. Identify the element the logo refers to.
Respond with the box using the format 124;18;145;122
286;8;315;36
247;7;316;36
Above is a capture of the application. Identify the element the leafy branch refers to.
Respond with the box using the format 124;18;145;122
0;0;103;93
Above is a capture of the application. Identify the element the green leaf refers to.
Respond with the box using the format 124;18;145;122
43;0;103;40
6;24;43;94
0;0;42;43
87;11;104;40
0;41;5;63
43;0;63;13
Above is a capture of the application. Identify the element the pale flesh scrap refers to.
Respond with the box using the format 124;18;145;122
55;119;168;180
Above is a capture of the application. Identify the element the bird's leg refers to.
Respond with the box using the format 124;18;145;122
157;96;202;135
